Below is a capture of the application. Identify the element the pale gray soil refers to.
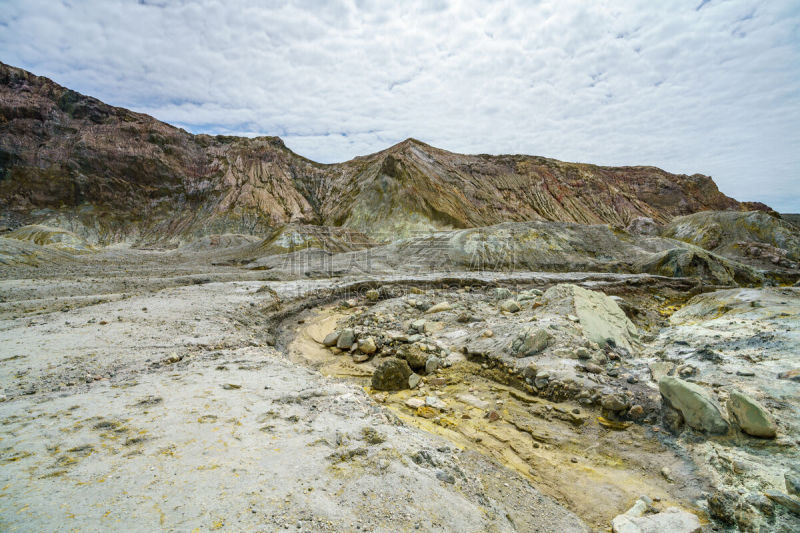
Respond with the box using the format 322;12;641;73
0;251;591;532
1;247;798;532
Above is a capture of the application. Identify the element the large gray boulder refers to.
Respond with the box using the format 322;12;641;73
540;284;638;352
659;377;729;434
727;390;777;438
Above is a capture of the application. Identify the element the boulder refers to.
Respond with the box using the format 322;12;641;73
727;390;777;438
611;506;701;533
541;284;638;352
371;358;413;391
658;377;729;434
511;328;552;357
358;336;377;355
499;299;521;313
322;331;340;347
336;328;355;349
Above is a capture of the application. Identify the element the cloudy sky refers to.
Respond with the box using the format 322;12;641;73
1;0;799;211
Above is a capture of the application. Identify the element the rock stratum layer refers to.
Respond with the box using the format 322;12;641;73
0;61;772;245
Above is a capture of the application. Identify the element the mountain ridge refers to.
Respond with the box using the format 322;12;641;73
0;61;774;245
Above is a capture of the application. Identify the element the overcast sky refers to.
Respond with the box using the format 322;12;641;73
1;0;799;211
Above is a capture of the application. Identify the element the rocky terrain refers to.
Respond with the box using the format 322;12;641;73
1;62;800;532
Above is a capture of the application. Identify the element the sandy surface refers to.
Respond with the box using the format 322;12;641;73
0;257;590;532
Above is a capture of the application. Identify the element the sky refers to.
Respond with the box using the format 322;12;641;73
1;0;799;211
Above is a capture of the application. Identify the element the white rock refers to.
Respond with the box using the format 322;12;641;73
425;302;452;314
405;397;425;409
611;507;701;533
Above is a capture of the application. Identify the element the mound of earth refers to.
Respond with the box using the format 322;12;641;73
5;224;94;252
664;211;800;271
0;236;78;266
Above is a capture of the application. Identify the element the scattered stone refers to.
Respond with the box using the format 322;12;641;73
727;390;777;438
358;336;377;355
494;287;512;300
584;363;603;374
660;467;673;482
425;302;452;314
436;470;455;484
522;364;538;381
371;358;413;391
456;312;473;323
601;393;630;412
322;331;340;347
425;396;447;410
222;383;241;390
456;393;489;409
575;347;591;360
409;319;426;334
735;369;755;377
164;352;182;364
499;299;521;313
336;328;355;349
481;329;494;338
352;353;369;363
676;364;697;378
659;376;729;434
425;356;441;374
408;373;421;389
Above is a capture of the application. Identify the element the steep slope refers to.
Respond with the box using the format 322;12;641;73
316;138;755;239
0;61;767;244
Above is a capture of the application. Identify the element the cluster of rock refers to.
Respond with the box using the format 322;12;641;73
314;280;800;531
659;376;777;437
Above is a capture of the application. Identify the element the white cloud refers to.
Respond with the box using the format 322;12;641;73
1;0;799;211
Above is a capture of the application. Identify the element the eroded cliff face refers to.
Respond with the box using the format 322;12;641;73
0;61;763;244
